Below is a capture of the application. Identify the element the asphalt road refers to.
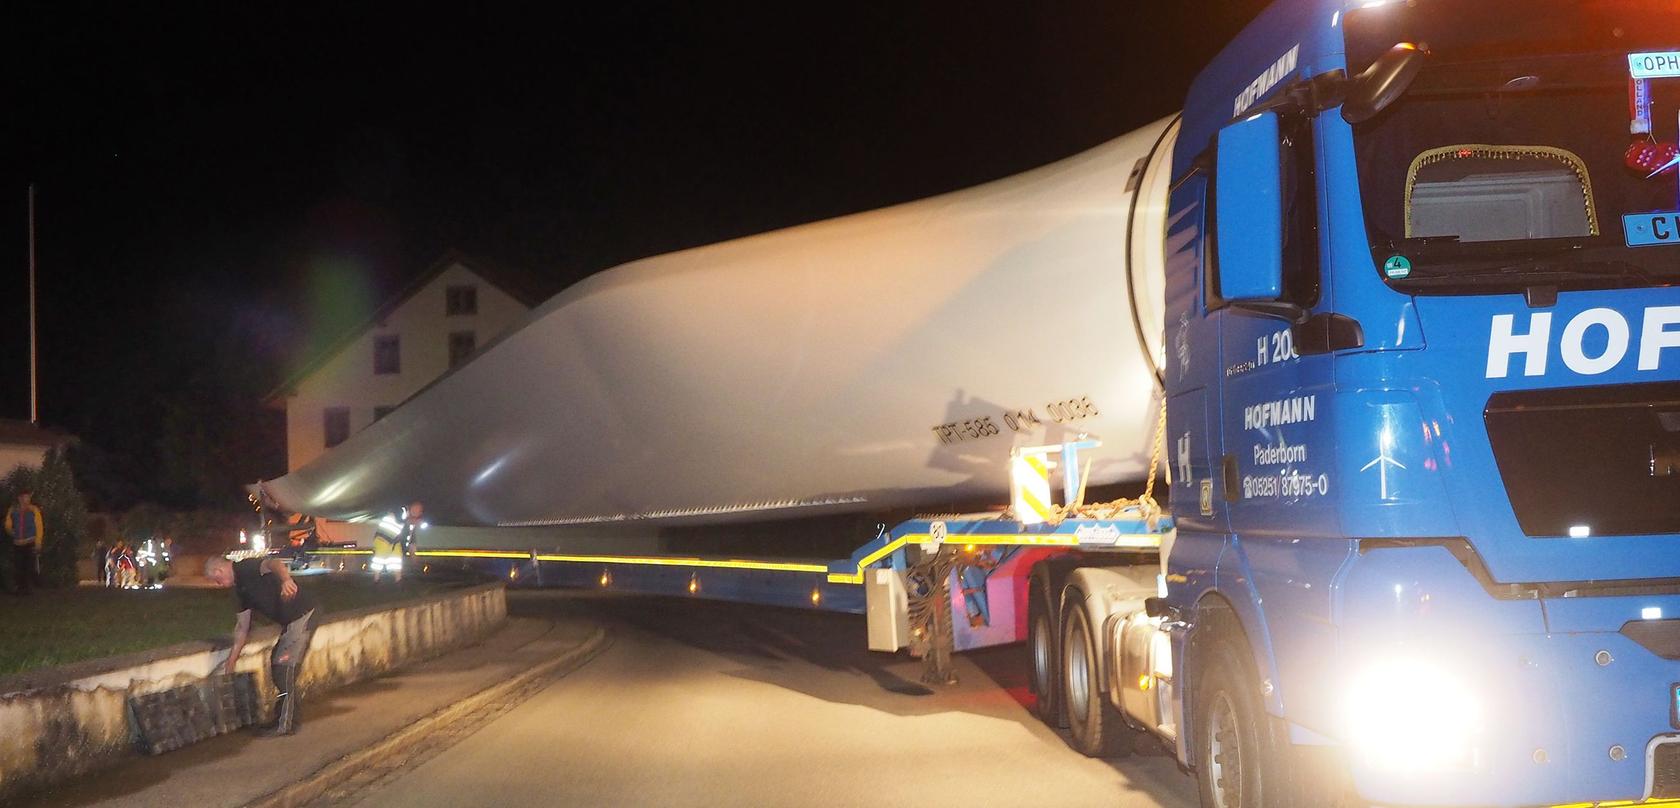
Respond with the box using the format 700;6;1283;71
346;590;1198;807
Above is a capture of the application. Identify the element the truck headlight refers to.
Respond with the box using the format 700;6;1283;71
1342;656;1482;771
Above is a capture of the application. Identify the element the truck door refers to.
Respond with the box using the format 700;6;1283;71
1164;174;1226;537
1204;108;1351;736
1213;112;1338;543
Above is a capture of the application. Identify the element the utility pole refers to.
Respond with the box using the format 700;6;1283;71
28;184;38;424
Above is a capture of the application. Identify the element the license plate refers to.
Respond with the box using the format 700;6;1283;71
1625;212;1680;247
1631;51;1680;79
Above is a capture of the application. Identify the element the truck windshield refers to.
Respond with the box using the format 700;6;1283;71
1347;0;1680;294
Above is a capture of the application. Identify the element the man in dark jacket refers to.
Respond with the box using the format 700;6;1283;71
92;540;109;586
205;555;318;736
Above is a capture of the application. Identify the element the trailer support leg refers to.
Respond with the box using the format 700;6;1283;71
910;549;958;686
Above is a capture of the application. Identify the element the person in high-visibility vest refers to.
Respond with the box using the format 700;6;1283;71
371;500;424;583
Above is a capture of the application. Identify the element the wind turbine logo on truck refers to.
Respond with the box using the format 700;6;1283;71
1359;428;1406;501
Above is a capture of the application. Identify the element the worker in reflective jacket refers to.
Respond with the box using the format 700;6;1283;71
371;500;424;583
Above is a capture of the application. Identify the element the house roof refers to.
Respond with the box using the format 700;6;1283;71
264;250;558;404
0;419;70;449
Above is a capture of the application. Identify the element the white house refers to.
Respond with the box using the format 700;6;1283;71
267;251;552;475
0;420;70;477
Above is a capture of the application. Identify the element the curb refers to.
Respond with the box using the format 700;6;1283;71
245;623;610;808
0;581;504;697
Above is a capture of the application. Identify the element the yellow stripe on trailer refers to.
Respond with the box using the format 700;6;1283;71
823;528;1164;583
532;552;827;574
1550;801;1680;807
311;546;826;574
827;535;915;584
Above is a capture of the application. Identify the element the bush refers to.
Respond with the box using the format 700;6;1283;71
170;510;249;556
117;502;174;546
116;504;247;557
0;448;93;590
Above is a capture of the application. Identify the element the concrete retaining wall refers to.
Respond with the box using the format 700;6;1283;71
0;581;506;802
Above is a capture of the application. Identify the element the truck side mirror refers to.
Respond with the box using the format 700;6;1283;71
1215;111;1285;303
1342;43;1424;124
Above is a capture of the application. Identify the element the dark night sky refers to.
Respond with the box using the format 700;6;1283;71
6;2;1268;505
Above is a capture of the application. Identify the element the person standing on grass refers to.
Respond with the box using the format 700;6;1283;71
106;538;128;587
92;540;109;586
205;555;318;737
5;489;44;594
156;537;174;584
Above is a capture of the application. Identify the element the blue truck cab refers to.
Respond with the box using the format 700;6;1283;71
1163;0;1680;804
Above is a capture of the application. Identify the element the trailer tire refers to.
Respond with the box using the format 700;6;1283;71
1028;584;1063;726
1061;600;1135;758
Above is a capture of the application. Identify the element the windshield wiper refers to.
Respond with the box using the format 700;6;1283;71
1394;258;1664;289
1451;257;1656;279
1392;235;1460;247
1388;234;1596;261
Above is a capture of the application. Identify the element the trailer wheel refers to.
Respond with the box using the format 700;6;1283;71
1061;600;1135;758
1192;623;1274;808
1027;588;1063;726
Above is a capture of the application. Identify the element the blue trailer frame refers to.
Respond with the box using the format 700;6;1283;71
308;513;1170;626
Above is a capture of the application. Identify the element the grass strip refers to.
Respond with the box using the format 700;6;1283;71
0;576;452;677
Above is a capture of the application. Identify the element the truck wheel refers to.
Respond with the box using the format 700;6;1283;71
1061;601;1135;758
1028;593;1063;725
1193;628;1273;808
1192;615;1364;808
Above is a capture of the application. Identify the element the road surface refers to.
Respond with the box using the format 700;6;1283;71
343;590;1198;807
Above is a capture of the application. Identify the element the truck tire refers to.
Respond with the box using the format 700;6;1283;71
1192;628;1272;808
1192;611;1364;808
1061;600;1135;758
1028;586;1063;726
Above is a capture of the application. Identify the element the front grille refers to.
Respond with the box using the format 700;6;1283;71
1653;740;1680;799
1624;620;1680;660
1485;381;1680;537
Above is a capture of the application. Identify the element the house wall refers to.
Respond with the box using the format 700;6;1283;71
283;263;531;473
0;445;50;477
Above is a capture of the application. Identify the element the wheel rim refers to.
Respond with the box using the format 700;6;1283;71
1033;613;1054;698
1065;614;1090;720
1206;690;1244;808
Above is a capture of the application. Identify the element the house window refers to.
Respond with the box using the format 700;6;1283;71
373;405;396;421
373;335;401;375
448;331;477;369
324;407;351;448
446;285;478;316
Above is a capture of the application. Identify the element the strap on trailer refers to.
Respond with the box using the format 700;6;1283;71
907;547;959;685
